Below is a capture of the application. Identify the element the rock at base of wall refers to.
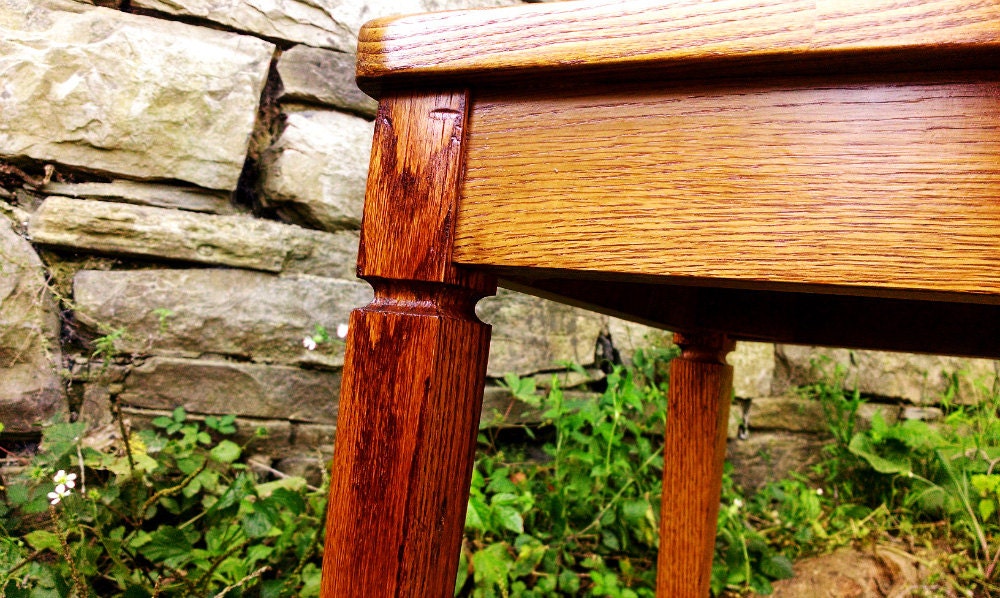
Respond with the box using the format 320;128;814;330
122;407;295;456
277;47;377;117
0;218;64;434
761;548;919;598
726;432;827;492
260;109;373;231
118;357;341;424
29;196;360;278
0;0;274;191
775;345;999;405
73;269;371;367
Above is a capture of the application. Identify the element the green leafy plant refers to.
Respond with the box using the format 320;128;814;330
0;412;327;597
459;346;796;597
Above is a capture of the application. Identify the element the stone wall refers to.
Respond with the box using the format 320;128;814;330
1;0;997;483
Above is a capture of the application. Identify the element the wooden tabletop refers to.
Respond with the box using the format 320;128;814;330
357;0;1000;94
352;0;1000;358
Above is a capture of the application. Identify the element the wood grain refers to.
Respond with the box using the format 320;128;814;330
321;91;496;597
659;332;734;598
359;90;493;293
321;283;491;597
453;73;1000;298
357;0;1000;92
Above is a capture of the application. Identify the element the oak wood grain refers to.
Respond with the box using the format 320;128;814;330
659;332;734;598
454;73;1000;298
322;91;496;597
357;0;1000;93
321;283;491;597
359;90;493;293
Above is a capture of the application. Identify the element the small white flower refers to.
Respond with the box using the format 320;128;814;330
54;470;77;489
816;488;824;496
48;483;72;505
732;498;743;509
302;336;318;351
336;323;349;339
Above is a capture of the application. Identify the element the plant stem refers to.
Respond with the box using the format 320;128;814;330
567;445;663;541
213;566;270;598
139;459;208;520
50;504;89;598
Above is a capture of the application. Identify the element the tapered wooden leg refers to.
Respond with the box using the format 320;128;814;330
320;89;496;597
321;282;490;596
657;332;735;598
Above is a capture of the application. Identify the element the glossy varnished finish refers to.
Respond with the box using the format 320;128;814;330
322;284;491;597
659;333;734;598
322;91;496;597
337;2;1000;597
358;90;493;294
357;0;1000;93
453;73;1000;298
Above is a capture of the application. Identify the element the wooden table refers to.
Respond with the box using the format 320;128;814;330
319;1;1000;596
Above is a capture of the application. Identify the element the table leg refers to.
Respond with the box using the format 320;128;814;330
320;90;496;597
320;281;491;597
657;332;735;597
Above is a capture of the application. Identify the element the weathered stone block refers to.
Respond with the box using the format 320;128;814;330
728;396;899;439
277;46;377;116
0;0;274;190
132;0;522;53
477;289;605;376
73;269;371;367
41;181;237;215
774;344;1000;405
0;219;64;433
29;196;360;278
260;109;373;231
731;341;775;398
118;357;341;423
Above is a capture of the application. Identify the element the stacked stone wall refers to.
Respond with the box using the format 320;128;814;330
1;0;997;484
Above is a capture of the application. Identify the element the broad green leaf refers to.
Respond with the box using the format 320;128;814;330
760;554;795;580
494;506;524;534
979;498;996;522
848;434;911;474
210;440;242;463
472;543;512;591
139;526;194;563
23;530;61;552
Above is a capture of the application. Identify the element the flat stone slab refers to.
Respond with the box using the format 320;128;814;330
29;196;360;278
260;109;373;231
41;181;238;215
73;269;371;367
277;46;377;116
775;344;1000;405
0;218;65;433
118;357;341;423
0;0;274;190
